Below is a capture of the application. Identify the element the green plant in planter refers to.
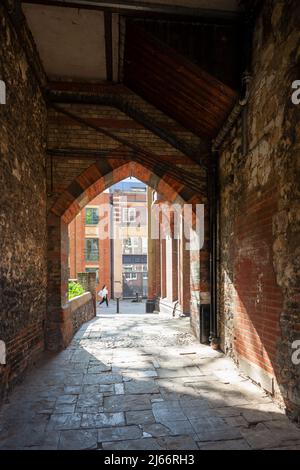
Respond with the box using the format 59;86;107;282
68;280;85;300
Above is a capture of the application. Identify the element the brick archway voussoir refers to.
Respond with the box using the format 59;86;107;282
51;159;199;224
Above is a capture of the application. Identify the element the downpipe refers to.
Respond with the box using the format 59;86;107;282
212;72;252;153
208;160;219;349
209;72;252;351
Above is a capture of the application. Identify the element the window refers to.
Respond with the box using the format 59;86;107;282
122;254;147;265
125;272;137;280
143;272;148;279
122;207;136;223
124;265;133;272
131;186;146;192
85;207;99;225
123;237;140;254
85;267;99;283
85;238;99;261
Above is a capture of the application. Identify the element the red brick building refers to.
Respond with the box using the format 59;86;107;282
68;180;148;299
68;192;111;295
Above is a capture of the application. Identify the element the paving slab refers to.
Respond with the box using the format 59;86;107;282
156;435;198;450
27;431;61;450
1;307;299;450
98;425;142;442
126;410;156;425
102;437;163;450
141;423;171;437
58;430;98;450
53;403;76;414
76;393;104;413
56;394;78;405
196;427;243;442
124;380;159;395
152;401;187;423
198;439;251;450
83;373;123;385
47;413;82;431
104;394;152;412
162;420;197;438
81;412;125;428
64;386;82;395
240;423;284;449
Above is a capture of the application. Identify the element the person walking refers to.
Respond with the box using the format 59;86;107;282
98;285;109;307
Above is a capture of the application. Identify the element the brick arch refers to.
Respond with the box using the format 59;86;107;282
50;158;204;225
46;155;208;351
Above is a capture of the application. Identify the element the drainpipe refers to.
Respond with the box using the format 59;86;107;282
209;68;252;351
110;194;114;299
212;72;252;154
208;160;218;347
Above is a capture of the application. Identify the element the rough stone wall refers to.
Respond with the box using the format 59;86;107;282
0;6;47;402
219;0;300;419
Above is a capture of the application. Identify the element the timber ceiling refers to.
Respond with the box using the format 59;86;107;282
21;0;243;141
123;24;237;139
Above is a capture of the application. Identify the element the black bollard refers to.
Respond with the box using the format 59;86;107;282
116;297;120;313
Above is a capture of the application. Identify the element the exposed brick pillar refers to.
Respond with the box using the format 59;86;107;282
154;237;161;298
160;238;167;299
172;238;179;302
189;202;210;338
79;210;85;275
147;189;161;312
77;272;97;314
179;220;191;315
68;218;76;279
46;215;73;351
170;212;178;302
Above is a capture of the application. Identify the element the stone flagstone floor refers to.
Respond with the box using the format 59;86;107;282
1;307;300;450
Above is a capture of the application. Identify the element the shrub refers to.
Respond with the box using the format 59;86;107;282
68;280;85;300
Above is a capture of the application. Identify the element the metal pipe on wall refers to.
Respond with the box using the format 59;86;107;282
208;159;219;346
209;12;254;349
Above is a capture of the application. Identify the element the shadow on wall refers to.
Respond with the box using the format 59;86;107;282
221;228;299;422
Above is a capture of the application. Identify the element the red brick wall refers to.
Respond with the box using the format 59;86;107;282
3;322;44;392
233;186;283;375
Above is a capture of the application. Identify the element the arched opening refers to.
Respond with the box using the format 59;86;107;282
46;160;208;351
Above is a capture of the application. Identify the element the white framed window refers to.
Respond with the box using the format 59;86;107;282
125;272;137;280
124;265;133;272
123;207;136;223
123;237;140;254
